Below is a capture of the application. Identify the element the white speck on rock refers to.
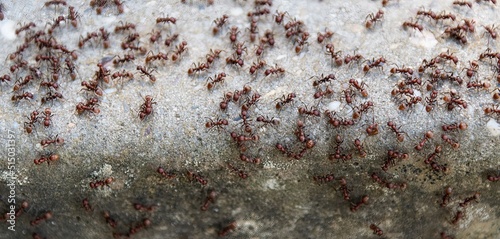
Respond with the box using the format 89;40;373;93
486;119;500;136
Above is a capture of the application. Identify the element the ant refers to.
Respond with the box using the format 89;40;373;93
42;108;53;127
15;22;36;35
24;110;40;134
313;174;335;184
30;211;52;226
133;203;157;212
114;21;136;33
188;62;209;75
67;6;80;28
164;33;179;46
443;90;467;111
425;90;438;112
330;135;352;162
370;224;383;236
317;29;334;43
451;211;465;225
350;195;369;212
483;25;498;42
78;31;99;48
171;41;188;61
212;14;229;35
47;15;66;35
439;51;459;65
382;150;409;171
441;134;460;149
200;189;217;211
156;16;176;24
205;48;223;65
145;51;168;64
261;30;275;46
459;192;480;208
40;135;64;147
227;163;248;179
275;93;296;110
207;72;226;90
436;11;456;22
415;130;433;151
139;95;156;120
352;101;374;119
76;97;100;114
325;111;355;127
274;10;288;25
34;153;59;165
157;166;176;179
363;57;386;72
247;8;271;18
249;18;259;42
365;10;384;28
218;221;237;237
487;173;500;182
44;0;66;7
250;60;266;75
398;96;422;111
81;80;103;96
387;121;406;142
264;64;285;76
416;8;437;20
233;42;247;56
354;139;367;158
402;20;424;32
441;187;453;207
338;178;351;200
226;55;244;67
325;43;343;66
256;115;279;127
205;118;228;131
229;26;239;43
390;65;414;76
314;86;334;99
82;198;92;211
344;52;364;65
349;79;368;97
298;105;320;117
11;92;33;102
89;177;113;189
467;80;490;90
113;54;135;66
111;70;134;83
312;74;336;87
102;211;117;228
186;171;208;185
463;60;479;78
137;65;157;82
453;0;473;7
484;104;500;117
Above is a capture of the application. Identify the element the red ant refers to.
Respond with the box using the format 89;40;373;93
250;60;266;75
443;90;467;111
313;86;334;99
387;121;406;142
390;65;414;76
81;80;103;96
436;11;456;22
30;211;52;226
451;211;464;225
317;29;334;43
415;130;433;150
76;97;100;115
164;33;179;47
229;26;239;43
464;60;479;78
370;224;383;236
325;111;354;127
40;135;64;147
133;202;157;212
186;171;208;185
226;55;244;67
102;211;117;228
402;19;424;32
200;189;217;211
312;74;336;87
89;177;113;189
67;6;80;28
344;53;364;64
441;134;460;149
136;65;156;82
47;15;65;35
82;198;92;211
188;62;209;75
218;221;237;237
325;43;343;66
425;90;438;112
205;118;228;130
439;51;459;64
157;166;176;179
139;95;156;120
145;51;168;64
313;174;335;184
484;104;500;117
354;139;367;158
298;105;320;117
424;145;442;165
459;192;480;208
78;31;99;48
441;187;453;207
363;57;386;72
442;122;468;132
398;96;422;111
212;14;229;35
111;70;134;81
44;0;66;7
227;163;248;179
261;30;275;46
207;72;227;90
256;115;279;127
350;195;369;212
352;101;374;119
366;120;379;136
330;135;352;162
233;42;247;56
349;79;368;97
11;91;33;102
264;64;285;76
488;173;500;182
172;41;188;61
382;150;408;171
338;178;351;200
42;108;53;127
365;10;384;28
275;93;296;110
453;1;472;7
247;8;271;18
156;16;176;24
15;22;36;35
34;153;59;165
483;25;498;42
274;10;287;25
114;21;135;33
24;110;40;134
205;48;223;65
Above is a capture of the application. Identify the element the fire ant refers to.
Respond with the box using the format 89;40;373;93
137;65;157;82
40;135;64;147
139;95;156;120
298;105;320;117
274;10;288;25
212;14;229;35
425;90;438;112
81;80;103;96
459;192;480;208
188;62;209;75
325;43;343;66
114;21;135;33
11;91;34;102
226;55;244;67
325;111;355;127
317;29;334;43
82;198;92;211
363;57;386;72
366;120;379;136
34;153;59;165
365;10;384;29
30;211;52;226
344;52;364;65
313;86;334;99
349;79;368;97
15;22;36;35
312;74;335;87
247;8;271;18
451;211;464;225
249;60;266;75
453;1;473;7
484;104;500;117
205;118;228;130
200;189;217;211
463;60;479;78
352;101;374;119
102;211;117;228
390;65;414;76
205;48;223;65
156;16;176;24
402;20;424;32
76;97;100;114
398;96;422;111
441;134;460;149
338;178;351;200
264;64;285;76
227;163;248;179
256;115;279;127
145;51;168;64
164;33;179;47
350;195;369;212
67;6;80;28
111;70;134;82
78;31;99;48
439;51;459;65
233;42;247;56
90;177;113;189
218;221;237;237
313;173;335;184
41;108;53;127
354;139;367;158
443;90;467;111
370;224;383;236
47;15;66;34
24;110;40;134
330;135;352;162
133;203;156;212
228;26;239;43
382;150;408;171
171;41;188;61
206;72;227;90
488;173;500;182
442;122;468;132
157;166;176;179
186;171;208;185
275;93;296;110
387;121;406;142
441;187;452;207
415;130;433;151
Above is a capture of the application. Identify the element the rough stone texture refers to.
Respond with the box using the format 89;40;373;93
0;0;499;238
